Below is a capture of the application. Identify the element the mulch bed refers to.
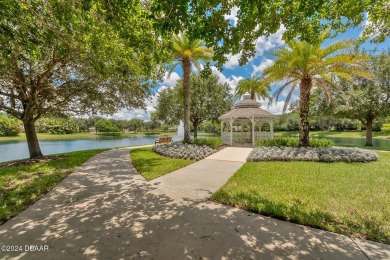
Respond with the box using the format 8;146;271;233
0;155;67;168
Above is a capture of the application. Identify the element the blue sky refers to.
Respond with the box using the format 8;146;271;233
111;10;390;121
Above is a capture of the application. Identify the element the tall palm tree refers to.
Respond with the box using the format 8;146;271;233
262;33;371;147
235;76;271;101
168;33;213;143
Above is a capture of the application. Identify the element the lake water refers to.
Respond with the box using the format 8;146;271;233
324;136;390;150
0;134;211;163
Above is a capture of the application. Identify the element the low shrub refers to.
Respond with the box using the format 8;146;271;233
257;137;299;147
382;123;390;134
247;147;378;163
153;142;217;161
309;138;334;148
256;137;333;148
192;137;224;149
0;115;22;136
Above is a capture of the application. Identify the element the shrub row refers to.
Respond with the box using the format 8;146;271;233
192;137;224;149
256;137;334;148
247;147;378;163
152;142;217;161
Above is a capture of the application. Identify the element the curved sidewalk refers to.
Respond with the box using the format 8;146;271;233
0;148;389;259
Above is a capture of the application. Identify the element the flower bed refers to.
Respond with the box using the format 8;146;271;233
152;142;217;161
247;146;379;163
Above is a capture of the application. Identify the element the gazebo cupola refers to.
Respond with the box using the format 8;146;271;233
219;93;275;147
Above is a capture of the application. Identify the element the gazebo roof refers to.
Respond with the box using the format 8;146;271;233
219;94;275;120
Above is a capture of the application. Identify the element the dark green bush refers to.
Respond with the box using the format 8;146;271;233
256;137;333;148
193;137;224;149
309;138;334;148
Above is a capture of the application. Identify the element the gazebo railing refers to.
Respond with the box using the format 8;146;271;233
254;132;272;140
221;132;230;144
221;131;272;145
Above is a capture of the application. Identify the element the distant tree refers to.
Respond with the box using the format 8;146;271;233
95;120;120;134
262;32;371;146
154;74;233;137
168;33;213;143
200;120;221;133
235;76;270;101
143;120;161;132
35;117;86;134
127;119;144;133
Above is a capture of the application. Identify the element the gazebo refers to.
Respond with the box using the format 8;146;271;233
219;94;275;147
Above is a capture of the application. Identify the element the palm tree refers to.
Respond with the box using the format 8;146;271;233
262;33;371;147
235;76;271;101
168;33;213;143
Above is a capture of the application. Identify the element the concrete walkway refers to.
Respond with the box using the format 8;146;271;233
1;148;390;259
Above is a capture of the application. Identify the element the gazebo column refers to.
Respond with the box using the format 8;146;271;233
220;120;223;137
270;118;274;138
251;117;255;147
230;118;233;146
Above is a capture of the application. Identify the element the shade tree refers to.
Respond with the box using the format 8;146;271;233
0;0;168;158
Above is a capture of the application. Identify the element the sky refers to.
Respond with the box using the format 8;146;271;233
111;9;390;122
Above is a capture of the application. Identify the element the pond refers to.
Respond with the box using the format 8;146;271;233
323;136;390;151
0;134;212;163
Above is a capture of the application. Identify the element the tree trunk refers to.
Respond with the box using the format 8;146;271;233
23;117;43;158
193;120;199;138
182;58;192;143
364;117;374;147
299;78;312;147
250;89;255;100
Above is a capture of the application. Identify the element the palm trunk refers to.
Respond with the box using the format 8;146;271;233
182;58;192;143
299;78;312;147
250;90;255;100
364;117;374;147
23;117;43;158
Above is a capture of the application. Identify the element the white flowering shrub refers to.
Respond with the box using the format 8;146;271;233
152;142;217;161
247;147;379;163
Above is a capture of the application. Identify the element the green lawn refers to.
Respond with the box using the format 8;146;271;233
211;152;390;244
0;149;107;224
130;147;195;181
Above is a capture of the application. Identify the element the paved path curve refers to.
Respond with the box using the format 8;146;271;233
1;148;389;259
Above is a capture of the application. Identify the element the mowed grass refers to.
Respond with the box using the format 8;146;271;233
0;149;107;224
211;152;390;244
130;147;195;181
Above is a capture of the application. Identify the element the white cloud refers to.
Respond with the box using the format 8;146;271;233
224;6;239;26
224;53;241;69
251;58;274;76
254;25;286;57
223;25;286;70
211;66;243;95
162;72;180;86
259;100;289;115
109;92;159;121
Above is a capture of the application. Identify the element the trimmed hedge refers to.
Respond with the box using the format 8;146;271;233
256;137;334;148
192;137;224;149
248;147;378;163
